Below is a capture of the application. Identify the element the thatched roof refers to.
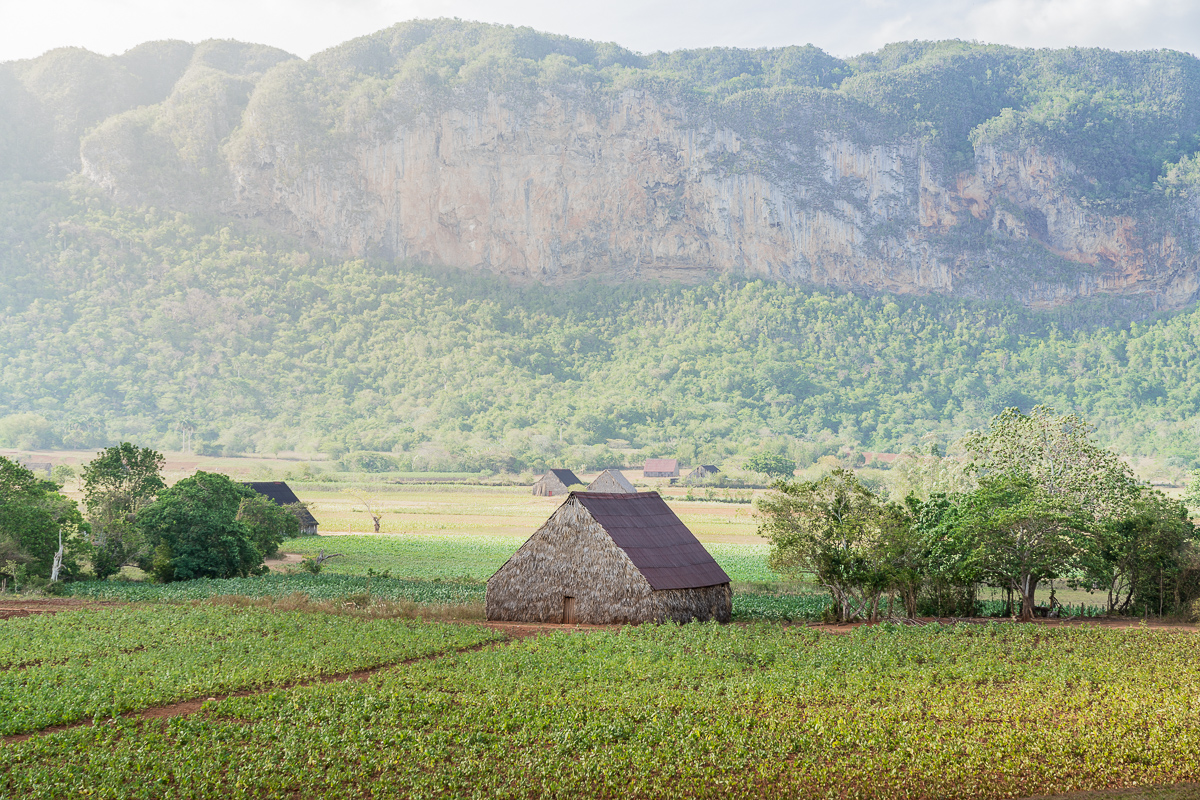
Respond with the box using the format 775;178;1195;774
586;469;635;493
575;492;729;590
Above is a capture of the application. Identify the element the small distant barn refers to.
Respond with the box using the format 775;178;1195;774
486;491;732;625
684;465;720;484
242;481;320;535
586;469;635;493
642;458;679;478
20;461;52;477
532;469;583;497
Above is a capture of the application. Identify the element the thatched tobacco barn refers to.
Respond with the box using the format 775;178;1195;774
586;469;635;493
486;492;732;624
531;468;583;497
243;481;320;535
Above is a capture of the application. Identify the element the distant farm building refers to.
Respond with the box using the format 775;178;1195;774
486;491;732;625
586;469;635;493
684;465;720;483
642;458;679;478
532;469;583;497
20;461;52;477
242;481;320;535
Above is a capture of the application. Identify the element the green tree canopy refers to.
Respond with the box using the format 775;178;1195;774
0;456;89;584
81;442;165;578
961;406;1138;521
137;471;297;582
745;453;796;479
958;474;1089;621
758;468;895;622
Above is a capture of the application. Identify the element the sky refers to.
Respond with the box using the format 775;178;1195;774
2;0;1198;64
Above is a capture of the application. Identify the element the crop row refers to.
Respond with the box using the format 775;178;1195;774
0;605;501;736
4;624;1199;798
60;573;487;604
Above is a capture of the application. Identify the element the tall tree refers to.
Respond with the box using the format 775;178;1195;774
960;406;1137;519
758;469;894;622
81;443;165;578
0;456;89;584
958;475;1089;621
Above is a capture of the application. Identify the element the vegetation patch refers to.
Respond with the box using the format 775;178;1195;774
0;604;501;736
4;624;1199;798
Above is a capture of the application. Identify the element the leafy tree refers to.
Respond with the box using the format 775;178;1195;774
745;453;796;479
137;471;297;581
960;406;1138;520
958;475;1088;621
887;450;974;501
0;456;89;583
81;443;165;578
758;469;894;622
901;492;979;617
1077;489;1196;614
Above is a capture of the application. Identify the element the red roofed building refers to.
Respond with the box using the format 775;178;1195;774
642;458;679;478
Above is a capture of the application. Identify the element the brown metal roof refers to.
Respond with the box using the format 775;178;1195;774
545;469;583;487
573;492;730;591
642;458;678;473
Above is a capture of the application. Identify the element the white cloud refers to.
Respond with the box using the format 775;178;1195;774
1;0;1196;64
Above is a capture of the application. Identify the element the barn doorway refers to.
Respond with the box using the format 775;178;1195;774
562;596;576;624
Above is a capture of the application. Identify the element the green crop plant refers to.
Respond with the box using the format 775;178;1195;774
0;605;501;736
4;624;1200;798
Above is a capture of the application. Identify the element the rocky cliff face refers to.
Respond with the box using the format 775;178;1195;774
69;24;1200;310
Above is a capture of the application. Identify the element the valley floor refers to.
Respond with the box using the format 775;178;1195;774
2;599;1200;800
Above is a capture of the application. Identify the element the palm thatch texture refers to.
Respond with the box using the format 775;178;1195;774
586;469;636;493
531;469;583;497
486;492;731;624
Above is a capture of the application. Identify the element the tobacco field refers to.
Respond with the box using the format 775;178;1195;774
0;605;501;736
4;622;1200;798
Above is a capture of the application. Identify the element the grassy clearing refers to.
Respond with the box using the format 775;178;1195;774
289;483;761;540
5;624;1200;798
279;533;779;584
0;604;501;736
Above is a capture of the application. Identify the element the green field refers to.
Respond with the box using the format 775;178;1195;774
0;605;500;736
279;533;778;583
60;573;487;605
4;623;1200;799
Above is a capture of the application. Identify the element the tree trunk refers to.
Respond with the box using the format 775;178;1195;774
1019;574;1038;622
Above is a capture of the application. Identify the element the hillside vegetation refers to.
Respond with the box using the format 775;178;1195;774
4;181;1200;470
4;22;1200;310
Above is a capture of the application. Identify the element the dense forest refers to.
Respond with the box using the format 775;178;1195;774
4;180;1200;473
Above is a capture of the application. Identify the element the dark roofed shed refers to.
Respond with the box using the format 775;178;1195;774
243;481;319;535
486;491;731;624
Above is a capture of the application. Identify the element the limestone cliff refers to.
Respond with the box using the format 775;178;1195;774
71;22;1200;310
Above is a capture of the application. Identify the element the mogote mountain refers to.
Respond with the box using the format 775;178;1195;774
5;19;1200;308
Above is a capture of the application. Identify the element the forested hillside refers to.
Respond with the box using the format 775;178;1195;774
4;180;1200;472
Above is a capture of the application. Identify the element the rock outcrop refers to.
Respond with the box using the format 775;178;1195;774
68;23;1200;310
